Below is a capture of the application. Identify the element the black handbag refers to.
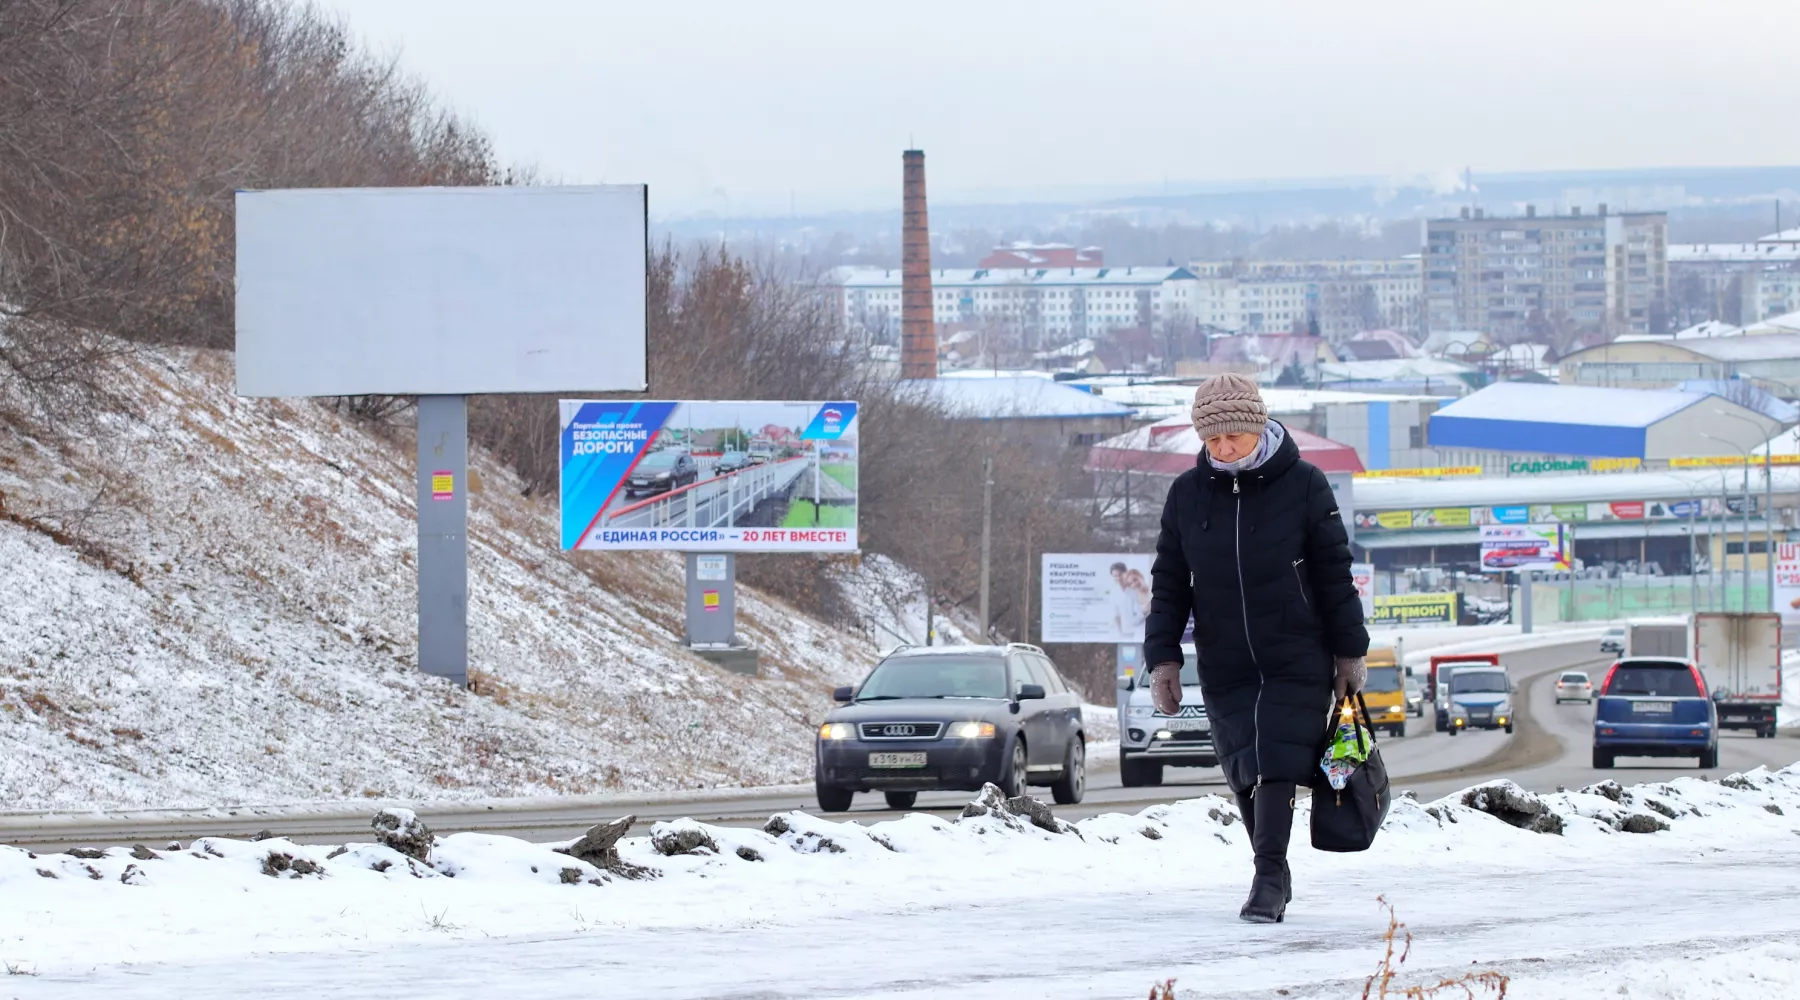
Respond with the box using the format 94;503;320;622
1310;692;1391;853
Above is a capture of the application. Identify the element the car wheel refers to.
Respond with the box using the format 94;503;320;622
1119;751;1146;788
999;738;1028;797
1505;723;1514;734
816;783;854;813
1142;761;1165;786
1592;748;1614;770
1051;740;1085;805
1698;746;1718;769
883;791;918;811
1447;726;1458;737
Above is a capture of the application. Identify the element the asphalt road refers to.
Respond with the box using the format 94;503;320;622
8;638;1798;851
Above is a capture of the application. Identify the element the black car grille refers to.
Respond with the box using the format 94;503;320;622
858;722;943;741
844;767;942;782
1162;731;1213;744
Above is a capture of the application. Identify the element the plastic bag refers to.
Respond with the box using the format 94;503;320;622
1319;716;1374;791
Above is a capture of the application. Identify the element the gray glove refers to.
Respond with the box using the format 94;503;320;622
1151;662;1183;716
1334;655;1367;702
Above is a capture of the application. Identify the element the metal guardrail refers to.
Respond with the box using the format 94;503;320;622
606;457;811;530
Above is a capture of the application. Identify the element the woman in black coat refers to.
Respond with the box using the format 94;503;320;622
1142;373;1369;924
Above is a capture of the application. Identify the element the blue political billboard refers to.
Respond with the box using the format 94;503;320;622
559;400;858;551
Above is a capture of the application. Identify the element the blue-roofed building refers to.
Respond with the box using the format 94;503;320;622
1428;383;1783;461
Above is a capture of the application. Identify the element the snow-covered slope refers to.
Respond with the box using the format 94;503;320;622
0;346;881;810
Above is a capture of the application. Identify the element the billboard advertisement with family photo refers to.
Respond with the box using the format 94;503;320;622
1040;554;1155;643
559;400;858;551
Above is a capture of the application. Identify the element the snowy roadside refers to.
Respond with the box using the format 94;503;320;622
4;762;1799;996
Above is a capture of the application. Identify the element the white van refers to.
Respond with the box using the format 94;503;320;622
1115;643;1215;787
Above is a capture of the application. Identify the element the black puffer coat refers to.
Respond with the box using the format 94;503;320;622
1143;423;1369;793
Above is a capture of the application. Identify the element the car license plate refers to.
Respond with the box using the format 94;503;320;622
1633;701;1673;715
868;752;926;768
1162;718;1209;731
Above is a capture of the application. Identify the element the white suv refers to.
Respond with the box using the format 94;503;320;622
1115;644;1215;787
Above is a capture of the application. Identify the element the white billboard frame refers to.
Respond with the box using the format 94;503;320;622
234;185;647;398
559;399;859;553
1479;523;1570;573
1040;553;1155;644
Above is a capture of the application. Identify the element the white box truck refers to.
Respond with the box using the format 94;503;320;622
1693;612;1783;738
1627;620;1690;658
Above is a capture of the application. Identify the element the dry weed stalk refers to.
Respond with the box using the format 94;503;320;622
1363;895;1508;999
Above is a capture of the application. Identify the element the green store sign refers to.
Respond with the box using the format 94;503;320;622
1508;459;1588;475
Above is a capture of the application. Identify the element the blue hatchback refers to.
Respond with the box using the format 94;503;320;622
1592;657;1718;770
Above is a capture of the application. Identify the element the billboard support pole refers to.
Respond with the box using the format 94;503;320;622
1764;452;1775;612
979;456;993;642
1519;569;1534;635
417;395;470;688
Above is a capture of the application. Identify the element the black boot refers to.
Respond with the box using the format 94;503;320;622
1239;782;1296;924
1235;791;1291;905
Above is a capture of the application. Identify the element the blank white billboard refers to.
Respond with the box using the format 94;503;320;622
235;185;647;397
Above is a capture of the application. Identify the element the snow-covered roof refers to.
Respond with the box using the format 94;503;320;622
1087;416;1365;475
1317;357;1479;381
829;265;1194;290
936;367;1053;380
1676;320;1742;339
1757;424;1800;456
1675;379;1799;423
1032;338;1097;361
1742;310;1800;334
1677;333;1800;361
1666;242;1800;263
1434;383;1704;428
905;376;1137;420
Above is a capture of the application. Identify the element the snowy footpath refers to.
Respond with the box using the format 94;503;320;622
5;766;1800;999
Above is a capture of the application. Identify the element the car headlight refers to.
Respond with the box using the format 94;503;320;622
1154;729;1174;741
947;721;996;739
1128;706;1155;718
818;722;854;740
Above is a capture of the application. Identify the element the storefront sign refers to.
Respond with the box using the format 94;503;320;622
1490;506;1529;524
1508;458;1589;475
1355;466;1483;479
1368;593;1461;625
1672;455;1800;468
1775;542;1800;623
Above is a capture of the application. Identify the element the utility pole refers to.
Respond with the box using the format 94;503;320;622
1763;449;1775;612
980;456;993;642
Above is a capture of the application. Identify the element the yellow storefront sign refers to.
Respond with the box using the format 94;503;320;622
1376;511;1414;530
1671;454;1800;468
1590;457;1643;472
1369;593;1461;625
1356;466;1483;479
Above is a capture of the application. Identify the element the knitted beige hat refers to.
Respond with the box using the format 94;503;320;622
1190;373;1269;440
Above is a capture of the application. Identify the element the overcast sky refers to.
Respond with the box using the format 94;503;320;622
328;0;1800;217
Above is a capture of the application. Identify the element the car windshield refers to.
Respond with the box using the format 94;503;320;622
1560;673;1589;683
638;452;680;471
857;656;1007;700
1451;672;1509;694
1606;664;1700;698
1605;628;1624;636
722;451;747;462
1366;667;1403;692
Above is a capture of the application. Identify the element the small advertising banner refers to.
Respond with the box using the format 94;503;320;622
1479;523;1570;572
1351;562;1376;621
1369;593;1461;625
559;400;858;551
1041;554;1155;644
1776;542;1800;624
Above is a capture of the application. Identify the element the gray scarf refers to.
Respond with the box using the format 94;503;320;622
1206;421;1286;475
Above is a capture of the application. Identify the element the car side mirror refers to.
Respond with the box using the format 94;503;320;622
1116;674;1132;691
832;685;854;703
1018;683;1046;701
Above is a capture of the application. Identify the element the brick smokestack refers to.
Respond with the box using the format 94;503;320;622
900;149;936;379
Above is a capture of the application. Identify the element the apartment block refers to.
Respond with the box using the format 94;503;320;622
1423;206;1669;338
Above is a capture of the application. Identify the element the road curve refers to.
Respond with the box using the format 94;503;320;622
7;638;1797;850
